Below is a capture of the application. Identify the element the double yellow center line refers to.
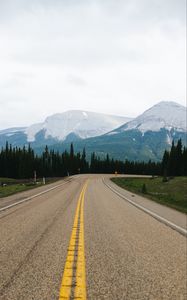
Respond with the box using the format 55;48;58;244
59;181;88;300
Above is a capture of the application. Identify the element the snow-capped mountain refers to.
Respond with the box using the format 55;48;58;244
111;101;186;134
25;110;131;142
58;101;186;162
0;110;131;147
0;127;26;136
0;101;186;161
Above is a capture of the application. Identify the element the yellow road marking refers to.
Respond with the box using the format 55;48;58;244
75;184;87;299
59;181;88;300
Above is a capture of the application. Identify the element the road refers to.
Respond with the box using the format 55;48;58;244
0;175;186;300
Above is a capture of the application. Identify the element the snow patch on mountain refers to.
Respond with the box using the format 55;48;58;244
0;127;26;135
25;110;131;142
82;112;88;118
166;134;172;145
25;123;44;142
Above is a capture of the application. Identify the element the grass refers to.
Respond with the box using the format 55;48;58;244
0;177;19;184
111;176;187;214
0;177;61;198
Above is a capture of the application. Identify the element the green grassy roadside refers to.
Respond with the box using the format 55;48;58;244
111;177;187;214
0;178;61;198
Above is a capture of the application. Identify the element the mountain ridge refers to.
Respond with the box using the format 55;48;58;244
0;101;186;161
107;101;186;135
0;110;131;144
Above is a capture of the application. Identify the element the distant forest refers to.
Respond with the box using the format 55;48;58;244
0;140;186;179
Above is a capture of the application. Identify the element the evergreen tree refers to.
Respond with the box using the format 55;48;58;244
175;139;183;175
162;150;170;176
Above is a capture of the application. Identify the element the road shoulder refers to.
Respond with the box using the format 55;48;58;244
0;177;72;210
105;177;187;231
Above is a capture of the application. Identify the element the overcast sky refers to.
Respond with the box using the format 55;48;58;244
0;0;186;129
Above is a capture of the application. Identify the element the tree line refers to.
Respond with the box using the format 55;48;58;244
162;139;187;177
0;140;186;179
0;143;89;179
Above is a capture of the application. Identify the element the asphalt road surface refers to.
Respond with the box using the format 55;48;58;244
0;175;186;300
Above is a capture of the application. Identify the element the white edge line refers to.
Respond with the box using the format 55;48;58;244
103;178;187;237
0;180;70;213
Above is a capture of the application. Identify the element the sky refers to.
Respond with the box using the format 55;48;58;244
0;0;186;129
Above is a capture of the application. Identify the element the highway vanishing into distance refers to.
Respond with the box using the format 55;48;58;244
0;175;186;300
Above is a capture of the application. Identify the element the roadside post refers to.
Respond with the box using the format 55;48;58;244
34;170;37;184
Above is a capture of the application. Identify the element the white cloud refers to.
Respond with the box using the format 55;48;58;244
0;0;186;129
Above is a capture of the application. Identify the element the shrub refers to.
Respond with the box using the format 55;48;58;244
142;183;147;194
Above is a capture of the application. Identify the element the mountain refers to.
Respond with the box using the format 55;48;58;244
42;101;187;162
25;110;131;142
0;127;28;148
110;101;186;134
0;101;186;162
0;110;131;148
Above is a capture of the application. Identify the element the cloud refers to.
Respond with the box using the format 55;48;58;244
0;0;186;128
67;74;87;87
